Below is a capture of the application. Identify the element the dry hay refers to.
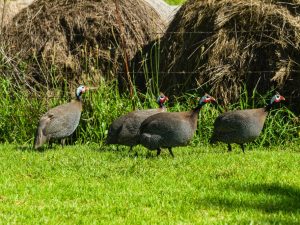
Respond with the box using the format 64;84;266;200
131;0;300;112
0;0;33;27
3;0;166;89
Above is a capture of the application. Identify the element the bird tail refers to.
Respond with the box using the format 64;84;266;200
105;137;113;145
209;135;217;144
140;133;159;150
105;132;117;145
33;122;48;149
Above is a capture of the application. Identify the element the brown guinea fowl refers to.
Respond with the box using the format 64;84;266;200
139;94;216;157
34;85;89;149
106;94;168;151
210;94;285;153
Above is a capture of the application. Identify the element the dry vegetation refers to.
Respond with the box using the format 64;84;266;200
132;0;300;112
0;0;33;27
2;0;166;90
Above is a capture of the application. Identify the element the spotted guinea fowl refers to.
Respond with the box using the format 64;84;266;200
210;93;285;153
106;94;168;151
139;94;216;157
34;85;89;149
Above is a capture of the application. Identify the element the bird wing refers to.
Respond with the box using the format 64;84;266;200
123;110;155;133
139;112;193;149
140;113;180;136
213;112;247;133
123;117;140;134
42;103;75;136
108;114;128;136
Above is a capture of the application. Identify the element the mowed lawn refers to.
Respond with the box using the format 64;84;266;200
0;144;299;224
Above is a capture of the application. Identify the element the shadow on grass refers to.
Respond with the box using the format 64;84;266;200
15;144;63;152
240;182;300;212
94;144;174;159
15;145;36;152
16;146;54;153
198;182;300;218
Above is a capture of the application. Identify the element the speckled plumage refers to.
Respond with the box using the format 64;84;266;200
139;94;215;156
34;85;87;149
210;108;267;145
106;108;167;148
210;94;285;152
139;110;199;151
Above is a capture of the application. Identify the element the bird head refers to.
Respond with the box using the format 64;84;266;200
199;94;216;107
270;93;285;105
76;85;88;98
156;93;169;107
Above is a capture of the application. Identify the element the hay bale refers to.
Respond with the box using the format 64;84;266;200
0;0;33;27
131;0;300;112
4;0;165;88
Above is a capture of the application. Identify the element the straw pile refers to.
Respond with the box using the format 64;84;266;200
132;0;300;111
4;0;165;88
0;0;33;27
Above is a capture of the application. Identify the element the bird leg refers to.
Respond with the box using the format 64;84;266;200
240;144;245;153
48;140;53;149
168;147;174;157
157;148;161;156
61;139;66;148
227;144;232;152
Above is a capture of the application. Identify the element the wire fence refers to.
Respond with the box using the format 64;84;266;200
118;71;300;75
1;0;300;102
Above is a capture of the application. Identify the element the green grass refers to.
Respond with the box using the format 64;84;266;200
165;0;186;5
0;144;299;224
1;76;299;146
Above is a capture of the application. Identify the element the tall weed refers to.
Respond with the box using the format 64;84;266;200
0;76;299;148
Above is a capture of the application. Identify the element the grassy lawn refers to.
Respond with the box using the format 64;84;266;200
165;0;186;5
0;144;299;224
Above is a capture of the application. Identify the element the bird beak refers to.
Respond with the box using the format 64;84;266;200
280;96;286;101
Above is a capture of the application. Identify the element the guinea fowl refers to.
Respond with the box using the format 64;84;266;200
34;85;89;149
139;94;216;157
106;94;168;151
210;94;285;152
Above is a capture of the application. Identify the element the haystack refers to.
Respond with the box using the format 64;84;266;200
132;0;300;111
0;0;33;27
4;0;165;88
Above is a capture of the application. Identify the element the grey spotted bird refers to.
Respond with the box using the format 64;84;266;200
34;85;89;149
106;94;168;151
139;94;216;157
210;94;285;152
